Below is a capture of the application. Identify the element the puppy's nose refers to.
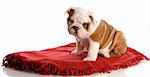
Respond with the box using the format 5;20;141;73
72;26;79;31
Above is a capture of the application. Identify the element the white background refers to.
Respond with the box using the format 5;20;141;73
0;0;150;77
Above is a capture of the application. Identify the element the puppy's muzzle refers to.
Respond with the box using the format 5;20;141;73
72;26;79;31
70;26;79;35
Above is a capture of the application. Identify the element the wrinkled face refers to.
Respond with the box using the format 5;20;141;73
67;7;94;39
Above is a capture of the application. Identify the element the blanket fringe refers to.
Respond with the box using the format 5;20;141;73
2;51;149;76
2;54;96;75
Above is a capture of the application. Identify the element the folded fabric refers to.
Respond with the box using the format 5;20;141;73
2;43;149;76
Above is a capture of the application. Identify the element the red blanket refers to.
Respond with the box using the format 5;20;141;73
2;43;149;76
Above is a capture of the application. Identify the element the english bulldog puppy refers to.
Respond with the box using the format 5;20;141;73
66;7;127;61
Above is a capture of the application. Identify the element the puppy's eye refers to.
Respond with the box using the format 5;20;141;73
67;18;74;25
70;20;74;23
83;23;89;30
68;20;74;25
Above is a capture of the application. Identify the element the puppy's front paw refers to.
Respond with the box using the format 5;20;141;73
71;50;82;55
83;57;96;61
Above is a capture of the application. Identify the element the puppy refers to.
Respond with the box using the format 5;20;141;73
66;7;127;61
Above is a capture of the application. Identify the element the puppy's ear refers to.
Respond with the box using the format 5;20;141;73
89;15;94;22
67;8;75;16
87;10;94;22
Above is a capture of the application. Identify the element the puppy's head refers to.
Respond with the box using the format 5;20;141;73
66;7;95;39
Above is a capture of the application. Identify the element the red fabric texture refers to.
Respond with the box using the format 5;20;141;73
3;43;149;76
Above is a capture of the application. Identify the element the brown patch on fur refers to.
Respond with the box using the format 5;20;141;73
67;10;74;34
67;9;75;32
67;17;74;25
90;20;127;57
67;9;75;17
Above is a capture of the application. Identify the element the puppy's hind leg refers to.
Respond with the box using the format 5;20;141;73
99;49;110;58
98;41;112;58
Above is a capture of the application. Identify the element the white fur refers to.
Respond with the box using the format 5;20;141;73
99;41;112;58
71;40;84;55
83;38;100;61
